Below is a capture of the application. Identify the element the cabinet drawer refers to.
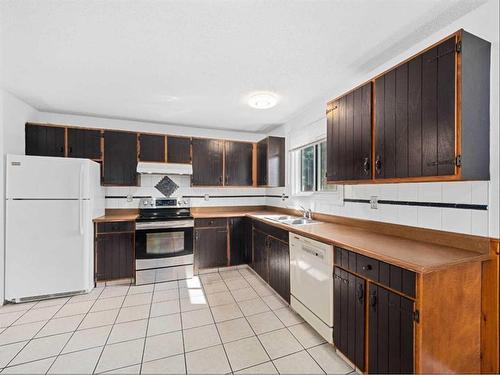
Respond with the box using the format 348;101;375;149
356;254;380;281
96;221;135;233
334;247;356;271
195;218;227;228
253;220;288;243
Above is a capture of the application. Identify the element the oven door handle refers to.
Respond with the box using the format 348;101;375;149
135;220;194;230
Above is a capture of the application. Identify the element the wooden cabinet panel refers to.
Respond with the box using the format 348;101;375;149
327;83;372;182
95;232;135;281
191;138;224;186
225;141;253;186
251;228;269;282
268;237;290;303
25;124;65;157
194;227;228;269
139;134;165;162
229;217;251;266
375;36;457;179
368;284;414;374
67;128;102;160
333;267;365;370
257;139;268;186
103;131;138;186
257;137;285;187
167;136;191;164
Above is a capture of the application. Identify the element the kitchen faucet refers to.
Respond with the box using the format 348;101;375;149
299;206;313;220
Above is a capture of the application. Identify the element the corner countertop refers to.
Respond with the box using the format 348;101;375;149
94;207;490;274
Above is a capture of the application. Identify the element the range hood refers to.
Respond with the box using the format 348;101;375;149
137;162;193;175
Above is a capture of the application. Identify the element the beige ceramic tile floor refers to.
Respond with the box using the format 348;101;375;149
0;266;354;374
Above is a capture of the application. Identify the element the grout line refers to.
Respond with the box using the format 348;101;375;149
4;295;76;369
45;287;106;374
138;283;156;374
174;280;189;375
221;269;279;374
91;283;131;374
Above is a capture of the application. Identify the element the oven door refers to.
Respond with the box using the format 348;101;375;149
135;221;194;270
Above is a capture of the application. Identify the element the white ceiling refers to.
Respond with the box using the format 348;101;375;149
0;0;486;132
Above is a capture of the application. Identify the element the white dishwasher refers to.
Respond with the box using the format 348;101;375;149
290;233;333;343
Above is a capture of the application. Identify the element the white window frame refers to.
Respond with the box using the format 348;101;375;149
289;139;341;202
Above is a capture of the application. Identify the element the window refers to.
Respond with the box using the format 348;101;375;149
295;140;336;193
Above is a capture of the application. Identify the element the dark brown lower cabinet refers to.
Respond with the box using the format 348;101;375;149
333;267;365;370
194;227;228;269
229;217;251;266
251;228;269;282
95;232;135;281
268;237;290;303
368;284;414;374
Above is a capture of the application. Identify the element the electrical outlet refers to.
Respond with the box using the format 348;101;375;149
126;195;133;203
204;194;209;201
370;196;378;209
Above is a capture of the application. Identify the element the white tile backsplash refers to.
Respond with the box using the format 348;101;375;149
442;182;472;204
471;181;489;205
417;183;442;202
471;210;489;236
417;207;442;231
442;208;472;234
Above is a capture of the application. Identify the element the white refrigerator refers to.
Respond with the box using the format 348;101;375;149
5;154;105;302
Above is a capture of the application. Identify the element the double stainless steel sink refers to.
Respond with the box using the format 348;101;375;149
264;215;320;226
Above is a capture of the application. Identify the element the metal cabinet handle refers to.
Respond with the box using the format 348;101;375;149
375;155;382;175
362;264;372;271
218;176;223;184
362;157;370;173
357;283;364;303
370;291;377;308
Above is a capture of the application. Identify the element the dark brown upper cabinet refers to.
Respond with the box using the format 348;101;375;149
224;141;253;186
25;123;65;157
191;138;224;186
257;136;285;187
374;30;490;182
102;131;138;186
67;127;102;160
327;82;372;182
167;136;191;164
138;133;165;162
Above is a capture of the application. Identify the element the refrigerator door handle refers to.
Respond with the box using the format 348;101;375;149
79;164;84;235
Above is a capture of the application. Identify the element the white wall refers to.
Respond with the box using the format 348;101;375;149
0;90;39;304
268;0;499;238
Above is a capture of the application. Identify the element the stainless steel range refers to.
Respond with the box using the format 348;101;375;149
135;197;193;285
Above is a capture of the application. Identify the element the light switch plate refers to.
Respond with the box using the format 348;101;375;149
370;196;378;209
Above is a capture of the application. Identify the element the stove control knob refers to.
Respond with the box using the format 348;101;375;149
143;201;148;206
183;200;188;205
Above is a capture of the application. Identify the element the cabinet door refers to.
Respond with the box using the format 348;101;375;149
167;136;191;164
191;138;224;186
103;131;138;186
268;237;290;303
95;233;135;281
257;139;268;186
229;217;251;266
267;137;285;187
368;284;414;374
327;83;372;182
139;134;165;162
333;267;365;370
194;227;228;269
225;141;253;186
67;128;102;159
251;228;268;282
25;124;65;157
375;36;457;179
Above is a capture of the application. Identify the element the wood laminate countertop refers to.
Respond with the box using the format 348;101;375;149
94;208;489;273
246;212;489;274
94;213;139;223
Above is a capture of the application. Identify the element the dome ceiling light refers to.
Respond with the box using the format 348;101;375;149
248;92;278;109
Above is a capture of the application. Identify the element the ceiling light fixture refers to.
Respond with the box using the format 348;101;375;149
248;92;278;109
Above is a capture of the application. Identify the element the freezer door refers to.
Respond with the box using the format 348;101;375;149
6;154;92;199
5;199;93;301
